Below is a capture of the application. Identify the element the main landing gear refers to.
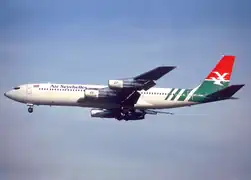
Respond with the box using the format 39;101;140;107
27;104;34;113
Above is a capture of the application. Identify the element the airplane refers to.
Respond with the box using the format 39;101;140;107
4;55;244;121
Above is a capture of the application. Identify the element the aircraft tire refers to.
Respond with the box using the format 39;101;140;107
28;107;33;113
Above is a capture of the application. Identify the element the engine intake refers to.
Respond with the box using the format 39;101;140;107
84;88;117;98
84;89;99;98
108;79;146;90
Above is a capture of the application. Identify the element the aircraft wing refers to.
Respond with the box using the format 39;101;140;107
79;66;176;107
120;90;141;106
117;66;176;106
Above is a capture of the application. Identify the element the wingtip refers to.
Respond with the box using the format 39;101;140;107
229;97;239;100
153;66;176;73
232;84;245;88
160;66;177;70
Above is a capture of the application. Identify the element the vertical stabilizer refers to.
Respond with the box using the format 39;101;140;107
193;55;235;96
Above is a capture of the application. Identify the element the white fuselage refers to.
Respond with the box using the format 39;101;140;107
4;83;197;110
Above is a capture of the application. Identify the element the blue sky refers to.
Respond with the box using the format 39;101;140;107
0;0;251;180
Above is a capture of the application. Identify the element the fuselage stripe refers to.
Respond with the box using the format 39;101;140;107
165;88;174;100
167;88;179;101
178;89;190;101
174;89;185;101
184;85;200;101
170;89;181;101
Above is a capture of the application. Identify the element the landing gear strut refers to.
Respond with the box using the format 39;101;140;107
116;112;125;121
27;104;34;113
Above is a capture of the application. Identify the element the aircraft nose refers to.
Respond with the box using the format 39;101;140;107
4;91;12;99
4;91;9;98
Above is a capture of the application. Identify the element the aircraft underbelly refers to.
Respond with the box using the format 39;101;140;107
135;100;196;109
29;91;119;108
28;91;197;109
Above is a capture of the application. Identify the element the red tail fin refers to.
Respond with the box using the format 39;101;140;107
193;55;236;96
205;55;235;81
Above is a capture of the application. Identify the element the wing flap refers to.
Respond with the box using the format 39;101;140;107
142;80;156;90
121;91;141;106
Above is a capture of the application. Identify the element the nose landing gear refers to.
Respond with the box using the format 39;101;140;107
27;104;34;113
28;107;33;113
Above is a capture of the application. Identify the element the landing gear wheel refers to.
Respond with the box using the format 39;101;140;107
28;107;33;113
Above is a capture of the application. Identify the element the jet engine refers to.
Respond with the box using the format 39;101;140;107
108;79;146;90
84;89;99;98
84;89;117;99
123;110;145;120
90;109;145;120
90;109;116;118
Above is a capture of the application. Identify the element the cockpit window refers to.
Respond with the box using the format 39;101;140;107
13;87;20;90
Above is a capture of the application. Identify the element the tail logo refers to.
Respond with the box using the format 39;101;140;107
211;71;229;86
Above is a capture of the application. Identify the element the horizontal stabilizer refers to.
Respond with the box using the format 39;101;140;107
134;66;176;80
206;84;245;100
